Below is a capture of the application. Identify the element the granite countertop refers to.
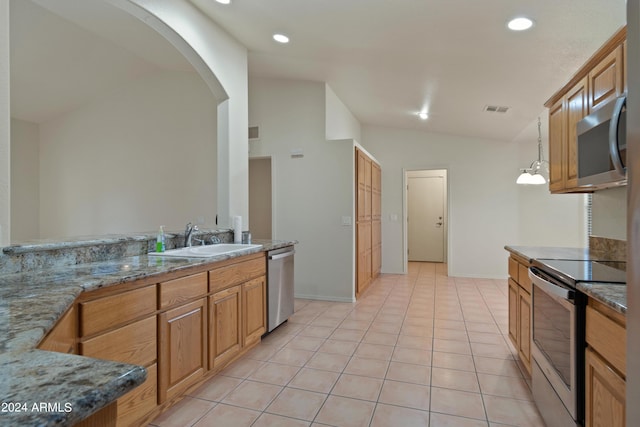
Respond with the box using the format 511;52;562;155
505;245;594;262
0;239;295;426
505;245;627;316
577;282;627;314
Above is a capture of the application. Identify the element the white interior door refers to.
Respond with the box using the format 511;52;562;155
408;175;445;262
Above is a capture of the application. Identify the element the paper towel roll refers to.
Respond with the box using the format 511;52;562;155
233;215;242;243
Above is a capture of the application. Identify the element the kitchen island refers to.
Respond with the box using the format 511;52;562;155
0;234;296;426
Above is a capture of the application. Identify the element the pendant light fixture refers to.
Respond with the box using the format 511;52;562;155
516;117;548;185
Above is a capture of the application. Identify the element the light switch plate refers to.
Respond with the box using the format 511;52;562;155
341;216;352;226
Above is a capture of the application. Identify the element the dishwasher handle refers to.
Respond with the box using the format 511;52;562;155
269;250;295;261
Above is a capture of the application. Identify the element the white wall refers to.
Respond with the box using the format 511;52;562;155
0;0;9;245
125;0;249;229
10;118;39;241
325;84;361;142
249;77;355;301
362;125;519;278
513;114;587;247
592;186;627;240
38;70;217;237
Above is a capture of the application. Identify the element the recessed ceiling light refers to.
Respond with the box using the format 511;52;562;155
273;34;290;44
215;0;231;4
507;17;534;31
418;112;429;120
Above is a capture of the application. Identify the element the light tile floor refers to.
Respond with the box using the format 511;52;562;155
149;262;546;427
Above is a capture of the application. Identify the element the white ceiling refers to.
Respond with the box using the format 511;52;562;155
191;0;626;141
10;0;627;141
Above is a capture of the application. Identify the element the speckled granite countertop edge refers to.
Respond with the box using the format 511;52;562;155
577;282;627;314
0;239;296;426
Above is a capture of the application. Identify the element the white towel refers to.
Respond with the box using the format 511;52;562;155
233;215;242;243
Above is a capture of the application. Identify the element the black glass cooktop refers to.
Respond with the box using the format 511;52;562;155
531;259;626;286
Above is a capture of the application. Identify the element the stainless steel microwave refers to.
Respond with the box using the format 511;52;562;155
576;94;627;189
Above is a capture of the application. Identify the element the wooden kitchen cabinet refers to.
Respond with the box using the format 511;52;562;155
77;285;159;427
39;252;269;426
243;276;267;347
548;98;565;192
545;26;625;194
585;299;626;427
507;255;532;375
208;253;266;369
565;76;589;190
158;298;207;403
209;285;242;370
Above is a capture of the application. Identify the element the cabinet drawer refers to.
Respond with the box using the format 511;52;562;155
159;272;208;309
518;264;532;294
586;305;626;376
80;316;157;366
80;285;156;337
209;257;266;292
508;257;519;282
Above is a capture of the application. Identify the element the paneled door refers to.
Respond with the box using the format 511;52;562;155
407;175;445;262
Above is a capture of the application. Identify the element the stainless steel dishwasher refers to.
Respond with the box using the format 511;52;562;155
267;246;295;332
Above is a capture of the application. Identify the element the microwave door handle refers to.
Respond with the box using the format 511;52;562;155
609;95;626;176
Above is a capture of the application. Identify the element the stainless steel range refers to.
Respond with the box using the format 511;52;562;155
529;259;626;427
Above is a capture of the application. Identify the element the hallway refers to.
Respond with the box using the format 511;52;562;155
151;262;545;427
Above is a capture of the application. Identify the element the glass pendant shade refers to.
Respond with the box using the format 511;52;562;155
517;117;548;185
516;171;546;185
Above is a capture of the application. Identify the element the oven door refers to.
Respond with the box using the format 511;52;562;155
529;267;579;422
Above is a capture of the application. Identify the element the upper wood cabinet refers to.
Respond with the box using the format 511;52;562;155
548;98;565;192
589;45;624;112
545;27;626;194
565;76;589;189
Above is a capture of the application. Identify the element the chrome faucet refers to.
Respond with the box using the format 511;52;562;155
184;222;199;247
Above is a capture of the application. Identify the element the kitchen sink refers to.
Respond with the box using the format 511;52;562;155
149;243;263;258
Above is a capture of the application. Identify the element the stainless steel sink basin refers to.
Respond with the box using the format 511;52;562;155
149;243;263;258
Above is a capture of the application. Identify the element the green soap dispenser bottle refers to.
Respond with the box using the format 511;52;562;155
156;226;166;252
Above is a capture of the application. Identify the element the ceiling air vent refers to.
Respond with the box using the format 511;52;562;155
484;105;510;113
248;126;260;140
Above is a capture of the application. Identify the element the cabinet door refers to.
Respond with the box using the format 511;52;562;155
508;279;519;348
589;45;623;113
209;285;242;370
243;276;266;347
548;98;566;193
585;347;625;427
565;76;589;189
158;298;207;403
517;287;532;375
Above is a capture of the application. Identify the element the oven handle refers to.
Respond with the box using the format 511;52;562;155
528;267;575;302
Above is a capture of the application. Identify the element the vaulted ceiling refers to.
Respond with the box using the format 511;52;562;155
10;0;626;142
191;0;626;141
